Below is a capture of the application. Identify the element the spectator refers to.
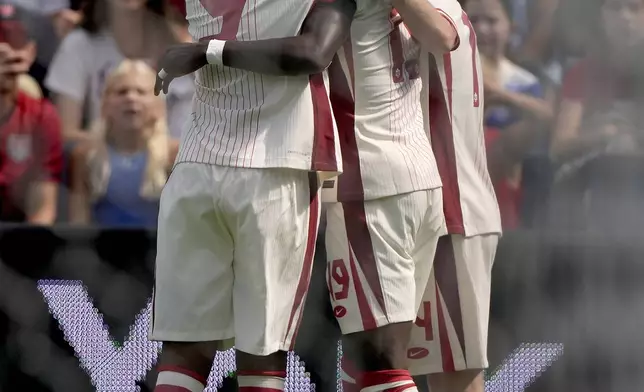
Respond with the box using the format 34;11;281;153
548;0;644;231
0;3;62;99
551;0;644;162
68;60;176;227
490;0;603;86
45;0;192;144
1;0;81;39
0;4;63;224
507;0;558;61
48;2;83;40
466;0;554;129
465;0;555;228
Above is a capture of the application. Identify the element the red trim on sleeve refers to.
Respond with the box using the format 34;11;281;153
436;8;460;50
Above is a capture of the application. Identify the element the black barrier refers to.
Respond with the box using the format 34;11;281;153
0;226;155;391
2;226;643;391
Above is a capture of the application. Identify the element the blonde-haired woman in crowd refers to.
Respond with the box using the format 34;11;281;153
69;59;177;227
46;0;194;142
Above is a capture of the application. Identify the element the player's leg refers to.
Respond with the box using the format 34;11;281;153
326;189;445;392
150;163;235;391
230;168;321;392
293;231;343;392
407;234;499;392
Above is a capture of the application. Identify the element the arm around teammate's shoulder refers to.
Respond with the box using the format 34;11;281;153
155;0;355;94
392;0;458;54
221;0;356;76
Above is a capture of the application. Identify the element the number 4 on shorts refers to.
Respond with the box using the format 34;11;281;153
415;301;433;341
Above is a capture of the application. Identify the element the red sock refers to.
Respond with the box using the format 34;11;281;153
237;370;286;392
154;365;207;392
360;369;418;392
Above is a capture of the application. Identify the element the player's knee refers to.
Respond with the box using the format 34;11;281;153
236;349;288;372
159;341;221;376
346;322;413;371
427;369;484;392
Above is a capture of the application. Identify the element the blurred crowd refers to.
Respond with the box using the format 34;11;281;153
0;0;642;231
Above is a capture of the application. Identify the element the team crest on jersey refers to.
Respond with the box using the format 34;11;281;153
6;134;32;162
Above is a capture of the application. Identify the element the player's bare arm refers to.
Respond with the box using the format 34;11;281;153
222;0;355;75
155;0;355;95
391;0;458;54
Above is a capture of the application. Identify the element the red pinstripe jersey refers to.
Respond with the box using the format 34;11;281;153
177;0;341;175
325;0;442;202
421;0;501;236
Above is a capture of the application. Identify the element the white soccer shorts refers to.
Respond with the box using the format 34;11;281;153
324;189;446;334
150;163;321;356
407;234;499;375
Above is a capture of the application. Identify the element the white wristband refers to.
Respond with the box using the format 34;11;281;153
206;39;226;66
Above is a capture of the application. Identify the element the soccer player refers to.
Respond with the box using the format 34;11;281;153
156;3;458;392
339;1;501;392
149;1;354;391
406;1;502;392
321;4;458;392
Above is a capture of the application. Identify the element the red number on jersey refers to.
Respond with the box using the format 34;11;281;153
461;11;480;107
200;0;248;40
414;301;433;341
329;258;350;300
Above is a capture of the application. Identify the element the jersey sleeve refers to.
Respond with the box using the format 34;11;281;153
426;0;465;49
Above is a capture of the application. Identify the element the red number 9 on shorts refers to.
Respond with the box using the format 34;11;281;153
328;258;350;301
414;301;433;341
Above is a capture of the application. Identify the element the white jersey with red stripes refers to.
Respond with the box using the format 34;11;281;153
421;0;501;236
178;0;341;175
326;0;442;202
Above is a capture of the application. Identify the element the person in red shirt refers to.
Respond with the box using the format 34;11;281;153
0;3;62;224
551;0;644;161
546;0;644;230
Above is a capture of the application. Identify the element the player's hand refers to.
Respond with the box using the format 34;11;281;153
156;42;209;95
